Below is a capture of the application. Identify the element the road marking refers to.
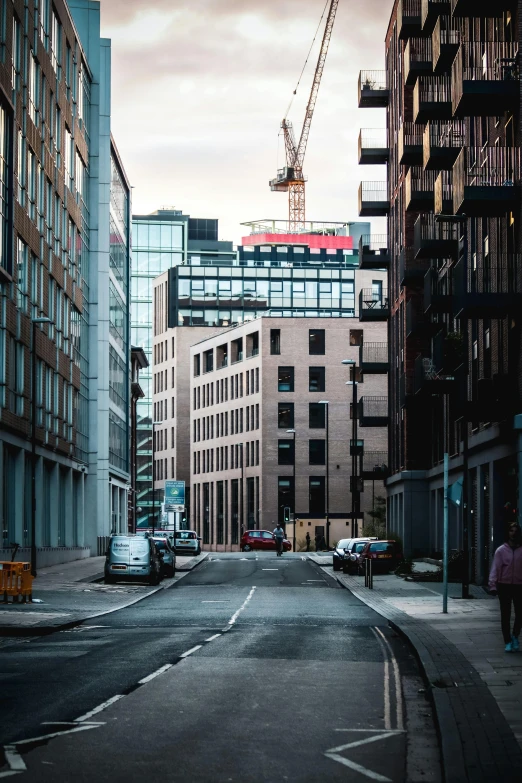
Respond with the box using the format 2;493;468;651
334;729;405;733
75;695;125;723
0;772;22;779
13;725;101;746
201;600;229;603
205;634;222;642
262;568;278;571
325;732;398;782
138;664;172;684
228;586;256;626
180;645;202;658
3;747;25;772
374;627;404;731
371;628;391;730
307;579;325;582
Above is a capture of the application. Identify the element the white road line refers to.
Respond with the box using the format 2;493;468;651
325;753;392;782
13;725;100;746
0;771;22;779
75;695;125;723
180;645;202;658
262;569;278;571
4;747;26;772
205;634;222;642
201;600;229;603
138;664;172;684
371;628;391;731
334;729;405;733
228;586;256;626
307;579;325;582
374;627;404;731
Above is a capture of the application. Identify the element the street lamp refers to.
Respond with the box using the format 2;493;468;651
31;317;51;577
318;402;330;549
342;360;361;537
151;420;162;536
286;428;296;551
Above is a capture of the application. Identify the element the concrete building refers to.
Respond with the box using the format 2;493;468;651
0;0;131;566
358;0;522;578
188;315;388;551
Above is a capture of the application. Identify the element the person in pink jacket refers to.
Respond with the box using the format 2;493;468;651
488;522;522;652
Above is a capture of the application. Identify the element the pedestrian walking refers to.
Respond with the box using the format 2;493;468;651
305;532;311;552
488;522;522;653
273;523;285;556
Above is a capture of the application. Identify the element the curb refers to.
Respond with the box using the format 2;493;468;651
0;551;210;638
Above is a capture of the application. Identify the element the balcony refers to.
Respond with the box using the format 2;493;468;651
450;0;517;17
399;122;423;166
398;0;422;40
432;17;460;74
405;167;438;212
453;255;522;318
414;354;455;395
358;234;390;270
421;0;450;34
452;147;520;217
359;289;389;321
399;247;429;286
424;266;453;314
452;42;519;117
359;342;389;374
414;76;452;123
359;396;389;427
404;38;432;85
358;129;389;165
434;170;454;214
362;452;390;480
406;298;437;338
414;214;459;259
359;182;389;217
423;120;464;170
399;372;415;408
358;71;388;108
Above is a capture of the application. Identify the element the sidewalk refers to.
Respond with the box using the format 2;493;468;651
0;551;208;637
309;553;522;782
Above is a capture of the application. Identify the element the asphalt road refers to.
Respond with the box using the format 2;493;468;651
0;553;441;782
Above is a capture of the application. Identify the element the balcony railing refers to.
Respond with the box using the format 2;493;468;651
406;298;436;338
358;71;388;108
450;0;517;18
359;342;389;373
399;247;429;285
453;254;522;318
399;122;424;166
358;182;389;217
423;119;464;170
358;129;389;165
421;0;450;34
453;146;520;216
404;38;433;84
432;16;460;74
359;396;389;427
405;167;438;211
414;75;452;123
424;266;453;314
434;170;453;214
362;451;390;479
414;354;455;395
452;42;519;117
359;289;389;321
358;234;390;270
398;0;422;40
414;214;459;259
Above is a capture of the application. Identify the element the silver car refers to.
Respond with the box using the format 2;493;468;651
105;535;162;585
153;537;176;578
174;530;201;556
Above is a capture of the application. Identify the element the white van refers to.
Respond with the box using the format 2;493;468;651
105;535;162;585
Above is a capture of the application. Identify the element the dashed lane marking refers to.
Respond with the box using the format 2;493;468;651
138;664;173;684
205;634;222;642
180;645;203;658
227;586;257;627
76;696;125;723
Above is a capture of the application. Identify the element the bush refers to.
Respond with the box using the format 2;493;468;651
395;557;414;576
387;530;404;552
364;496;387;539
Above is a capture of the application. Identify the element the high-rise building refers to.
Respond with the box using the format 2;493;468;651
0;0;131;565
359;1;522;576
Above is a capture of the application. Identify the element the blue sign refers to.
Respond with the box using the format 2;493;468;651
165;480;185;506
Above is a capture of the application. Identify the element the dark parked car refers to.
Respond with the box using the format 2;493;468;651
241;530;292;552
332;538;378;572
357;540;403;575
343;540;375;574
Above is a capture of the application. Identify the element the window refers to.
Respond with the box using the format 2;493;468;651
194;354;200;376
309;403;325;429
0;102;10;274
309;477;325;516
309;329;325;355
350;329;363;346
16;238;28;312
309;440;326;465
278;402;294;429
278;439;295;465
309;367;325;393
278;366;294;392
204;349;213;373
270;329;281;355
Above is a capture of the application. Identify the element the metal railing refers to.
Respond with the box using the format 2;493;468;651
416;74;451;103
359;289;389;314
359;182;388;201
400;0;422;15
359;234;388;253
362;451;389;475
360;343;388;365
399;247;429;280
453;255;522;297
405;37;432;63
455;146;520;188
358;129;388;149
358;70;387;92
414;213;458;243
422;0;450;27
434;170;453;214
360;396;388;419
401;121;424;147
453;41;519;84
424;119;465;149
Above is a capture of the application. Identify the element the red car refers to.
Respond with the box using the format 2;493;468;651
241;530;292;552
357;540;403;575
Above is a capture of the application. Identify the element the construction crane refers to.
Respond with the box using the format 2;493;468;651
270;0;340;233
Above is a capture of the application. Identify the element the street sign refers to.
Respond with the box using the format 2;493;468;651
165;480;185;507
169;505;185;513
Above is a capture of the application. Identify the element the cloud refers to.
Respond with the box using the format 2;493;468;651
102;0;389;241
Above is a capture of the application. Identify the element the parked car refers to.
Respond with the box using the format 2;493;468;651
153;537;176;578
241;530;292;552
357;540;403;575
104;535;163;585
174;530;202;556
343;539;379;574
332;537;378;571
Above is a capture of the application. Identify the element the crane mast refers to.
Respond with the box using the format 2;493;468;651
270;0;340;233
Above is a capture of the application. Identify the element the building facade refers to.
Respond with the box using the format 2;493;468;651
359;1;522;575
0;0;131;565
187;315;388;551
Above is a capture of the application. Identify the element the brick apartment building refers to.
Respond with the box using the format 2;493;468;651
358;0;522;580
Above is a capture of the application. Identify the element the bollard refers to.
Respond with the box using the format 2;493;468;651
369;558;373;590
0;562;33;603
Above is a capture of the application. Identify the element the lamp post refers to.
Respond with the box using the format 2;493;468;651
151;420;162;536
286;428;296;552
318;402;330;548
239;442;244;537
342;360;360;537
31;317;51;578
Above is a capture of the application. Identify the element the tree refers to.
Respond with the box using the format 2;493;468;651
363;495;386;538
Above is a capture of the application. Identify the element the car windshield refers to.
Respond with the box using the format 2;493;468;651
369;542;396;552
354;542;367;553
337;540;351;549
177;532;197;540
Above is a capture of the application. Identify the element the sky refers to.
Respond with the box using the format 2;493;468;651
101;0;390;243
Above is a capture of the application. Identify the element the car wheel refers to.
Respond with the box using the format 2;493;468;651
333;561;340;571
167;566;175;578
242;544;252;552
104;576;115;585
